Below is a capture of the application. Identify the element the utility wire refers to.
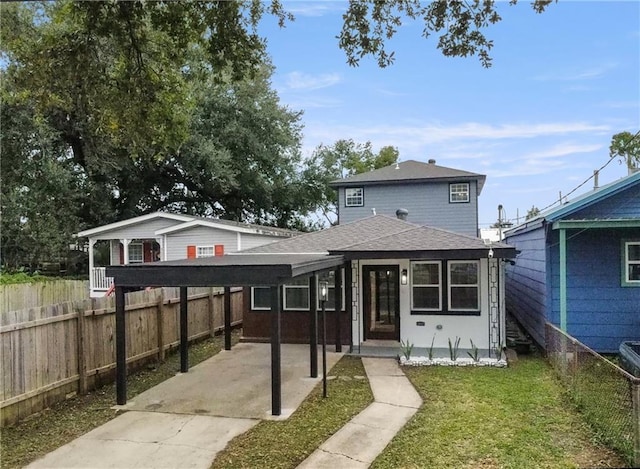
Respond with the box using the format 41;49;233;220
536;130;640;215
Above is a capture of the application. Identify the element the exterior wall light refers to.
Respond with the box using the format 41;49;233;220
401;269;408;285
488;248;494;259
319;281;329;302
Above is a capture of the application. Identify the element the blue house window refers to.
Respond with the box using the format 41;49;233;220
345;188;364;207
623;241;640;286
449;183;469;203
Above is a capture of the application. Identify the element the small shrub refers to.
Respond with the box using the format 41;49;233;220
448;336;461;361
399;340;414;360
467;339;480;362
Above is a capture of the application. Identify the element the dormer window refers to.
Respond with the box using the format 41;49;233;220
449;183;470;203
345;187;364;207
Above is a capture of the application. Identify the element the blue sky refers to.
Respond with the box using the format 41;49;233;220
259;1;640;228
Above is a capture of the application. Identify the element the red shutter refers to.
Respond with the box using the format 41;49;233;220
215;244;224;256
187;245;196;259
119;244;124;265
143;242;153;263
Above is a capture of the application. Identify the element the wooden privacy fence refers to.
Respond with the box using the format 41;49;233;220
1;280;89;313
0;287;243;427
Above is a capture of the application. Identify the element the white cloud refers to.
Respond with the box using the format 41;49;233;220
284;71;341;91
283;1;345;17
533;63;618;82
515;142;604;160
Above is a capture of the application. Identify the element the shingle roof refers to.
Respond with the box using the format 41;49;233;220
240;215;414;253
240;215;515;258
329;160;486;194
335;225;512;253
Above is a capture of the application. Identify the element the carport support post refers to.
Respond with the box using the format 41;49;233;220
309;274;318;378
270;284;282;416
115;286;127;405
180;286;188;373
224;286;232;350
334;267;342;353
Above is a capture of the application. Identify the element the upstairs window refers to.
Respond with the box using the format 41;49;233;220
449;183;470;203
623;241;640;286
345;187;364;207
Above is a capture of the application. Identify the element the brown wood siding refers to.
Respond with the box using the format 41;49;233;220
242;289;351;344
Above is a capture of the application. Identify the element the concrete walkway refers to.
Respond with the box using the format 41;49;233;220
26;347;421;469
297;357;422;469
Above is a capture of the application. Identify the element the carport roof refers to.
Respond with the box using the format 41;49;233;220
106;253;344;287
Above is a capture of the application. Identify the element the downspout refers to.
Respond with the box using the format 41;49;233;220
559;228;567;332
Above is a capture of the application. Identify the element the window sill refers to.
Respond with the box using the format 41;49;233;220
410;310;481;317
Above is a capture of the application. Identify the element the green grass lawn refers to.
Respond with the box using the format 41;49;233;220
372;355;627;469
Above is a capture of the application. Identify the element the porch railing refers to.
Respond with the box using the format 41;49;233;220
91;267;114;292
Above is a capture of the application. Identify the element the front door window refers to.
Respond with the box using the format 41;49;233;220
363;266;399;340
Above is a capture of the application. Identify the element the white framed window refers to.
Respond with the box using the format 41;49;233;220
448;261;479;311
449;183;470;203
197;246;215;258
251;286;271;310
317;270;345;311
411;261;441;311
623;241;640;286
345;187;364;207
284;277;310;310
128;243;143;264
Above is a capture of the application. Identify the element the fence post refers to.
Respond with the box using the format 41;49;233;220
633;380;640;468
75;301;87;395
208;287;216;338
156;289;165;363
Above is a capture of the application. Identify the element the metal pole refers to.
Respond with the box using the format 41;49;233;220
334;267;342;353
322;298;327;398
271;284;282;416
309;275;318;378
115;286;126;405
224;286;232;350
180;286;188;373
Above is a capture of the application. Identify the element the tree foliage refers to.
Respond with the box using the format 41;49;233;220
339;0;555;68
300;140;399;225
525;206;541;220
0;0;558;269
609;131;640;172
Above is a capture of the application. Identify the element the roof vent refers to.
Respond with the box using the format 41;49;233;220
428;159;436;164
396;208;409;221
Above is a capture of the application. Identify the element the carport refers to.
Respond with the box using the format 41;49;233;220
106;253;346;416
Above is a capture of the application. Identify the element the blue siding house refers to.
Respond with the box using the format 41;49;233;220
504;171;640;353
330;159;486;237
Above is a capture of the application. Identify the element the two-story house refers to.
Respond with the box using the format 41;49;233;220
239;160;515;357
330;159;485;237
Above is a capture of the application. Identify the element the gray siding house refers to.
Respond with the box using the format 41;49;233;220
330;159;486;237
76;213;296;297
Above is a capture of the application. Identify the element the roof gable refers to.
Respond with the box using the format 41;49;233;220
545;171;640;222
329;160;486;194
76;212;194;237
155;219;296;237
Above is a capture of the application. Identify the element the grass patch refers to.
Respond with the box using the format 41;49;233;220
0;330;241;469
372;355;626;469
211;356;373;469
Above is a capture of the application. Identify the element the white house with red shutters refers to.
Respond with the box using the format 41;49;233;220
75;212;296;297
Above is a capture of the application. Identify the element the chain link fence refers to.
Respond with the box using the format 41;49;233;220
546;323;640;467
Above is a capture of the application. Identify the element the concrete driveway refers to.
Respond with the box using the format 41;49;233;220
27;343;343;469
